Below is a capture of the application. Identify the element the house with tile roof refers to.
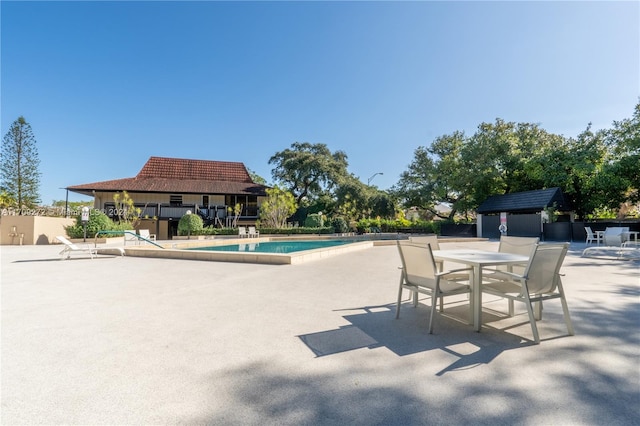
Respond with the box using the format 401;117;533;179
66;156;269;239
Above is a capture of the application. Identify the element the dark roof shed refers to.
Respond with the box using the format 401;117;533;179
476;187;572;214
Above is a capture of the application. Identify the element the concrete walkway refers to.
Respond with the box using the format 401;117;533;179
1;240;638;425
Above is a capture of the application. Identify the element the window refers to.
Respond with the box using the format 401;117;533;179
225;195;259;217
202;195;209;207
170;195;182;206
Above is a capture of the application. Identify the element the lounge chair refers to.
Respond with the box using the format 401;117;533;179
124;230;140;245
248;226;259;238
603;227;626;246
56;235;97;260
139;229;156;243
238;226;248;238
395;241;472;334
482;243;574;344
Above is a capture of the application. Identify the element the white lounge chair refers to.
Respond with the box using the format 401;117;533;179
139;229;156;243
603;227;626;246
238;226;248;238
56;235;97;260
482;243;574;344
395;241;472;334
124;230;139;245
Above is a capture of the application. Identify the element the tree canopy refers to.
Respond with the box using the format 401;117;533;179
393;102;640;219
1;116;41;208
269;142;349;205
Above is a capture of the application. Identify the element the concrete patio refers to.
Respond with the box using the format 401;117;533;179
1;239;638;425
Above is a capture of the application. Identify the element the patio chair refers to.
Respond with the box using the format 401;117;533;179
485;236;539;278
248;226;260;238
603;227;626;246
409;235;440;249
395;241;472;334
585;227;603;245
56;235;97;260
409;235;442;270
482;243;574;344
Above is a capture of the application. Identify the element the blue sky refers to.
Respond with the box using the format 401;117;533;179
2;1;638;204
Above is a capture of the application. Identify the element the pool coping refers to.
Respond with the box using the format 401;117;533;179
123;237;378;265
121;235;489;265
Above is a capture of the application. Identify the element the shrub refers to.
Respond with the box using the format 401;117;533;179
65;209;120;238
331;217;349;234
178;213;204;236
304;213;324;228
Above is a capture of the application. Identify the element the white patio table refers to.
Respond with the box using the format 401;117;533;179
432;249;530;332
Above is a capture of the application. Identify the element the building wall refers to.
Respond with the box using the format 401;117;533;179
0;216;75;245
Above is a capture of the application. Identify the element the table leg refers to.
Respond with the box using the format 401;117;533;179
473;266;482;332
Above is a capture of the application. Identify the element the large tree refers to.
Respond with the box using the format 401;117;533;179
1;116;41;208
393;131;471;219
269;142;349;205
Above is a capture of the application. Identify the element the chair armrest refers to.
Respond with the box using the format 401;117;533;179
484;270;526;283
436;267;472;277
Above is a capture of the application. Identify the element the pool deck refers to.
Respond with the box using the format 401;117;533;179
1;239;639;424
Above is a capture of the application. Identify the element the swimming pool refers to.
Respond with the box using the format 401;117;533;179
188;239;356;254
124;237;381;264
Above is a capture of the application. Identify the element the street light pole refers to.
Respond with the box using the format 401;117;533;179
367;172;383;186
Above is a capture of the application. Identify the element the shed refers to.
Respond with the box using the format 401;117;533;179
477;187;572;214
476;188;573;238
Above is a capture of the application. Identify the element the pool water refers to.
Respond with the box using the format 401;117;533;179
188;240;356;254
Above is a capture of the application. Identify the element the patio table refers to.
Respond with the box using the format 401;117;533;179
432;249;530;332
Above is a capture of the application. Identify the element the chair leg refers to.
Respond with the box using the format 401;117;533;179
534;301;542;320
523;294;541;344
428;295;437;334
508;300;515;316
395;276;404;319
557;281;575;336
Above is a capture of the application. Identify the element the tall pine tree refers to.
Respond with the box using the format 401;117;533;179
1;116;41;208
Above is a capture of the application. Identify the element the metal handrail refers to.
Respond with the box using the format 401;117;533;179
94;230;164;249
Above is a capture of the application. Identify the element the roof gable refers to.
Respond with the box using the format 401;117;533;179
477;188;572;214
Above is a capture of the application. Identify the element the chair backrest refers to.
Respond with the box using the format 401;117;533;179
497;236;539;273
56;235;79;250
603;227;624;246
248;226;257;234
238;226;247;236
585;227;595;238
523;243;569;294
139;229;150;238
396;241;438;290
409;235;440;250
499;236;539;255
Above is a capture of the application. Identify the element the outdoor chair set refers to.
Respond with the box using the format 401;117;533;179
238;226;259;238
582;226;640;260
395;235;574;344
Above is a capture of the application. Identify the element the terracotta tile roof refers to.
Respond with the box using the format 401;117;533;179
138;156;252;182
66;157;268;196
